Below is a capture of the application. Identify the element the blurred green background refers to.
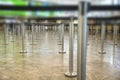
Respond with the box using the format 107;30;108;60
0;0;64;17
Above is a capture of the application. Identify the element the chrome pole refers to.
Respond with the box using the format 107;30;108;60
30;25;35;45
3;24;8;45
6;24;9;38
11;24;15;42
113;24;117;45
59;23;66;53
96;25;99;40
65;17;77;77
98;22;106;54
35;25;38;40
39;25;40;32
58;25;62;45
77;1;88;80
20;23;27;53
18;24;21;37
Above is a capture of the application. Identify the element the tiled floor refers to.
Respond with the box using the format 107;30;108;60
0;27;120;80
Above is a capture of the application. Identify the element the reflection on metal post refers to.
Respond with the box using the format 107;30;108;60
3;24;8;45
59;23;66;53
98;22;106;54
65;17;77;77
20;23;27;53
77;1;88;80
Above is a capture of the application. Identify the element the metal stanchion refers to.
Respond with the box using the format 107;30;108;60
6;24;9;38
36;25;38;40
40;25;43;31
59;23;66;53
39;25;40;32
113;25;117;45
90;25;93;40
53;25;55;31
54;25;58;40
28;25;31;31
96;26;99;40
30;25;36;45
38;25;41;39
35;25;38;40
98;22;106;54
55;25;57;31
77;1;88;80
20;23;27;53
18;24;21;37
24;24;26;38
87;26;90;45
11;24;15;42
58;25;62;45
3;24;8;45
65;17;77;77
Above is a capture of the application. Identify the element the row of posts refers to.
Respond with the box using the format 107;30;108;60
4;20;117;80
2;2;120;80
2;19;119;80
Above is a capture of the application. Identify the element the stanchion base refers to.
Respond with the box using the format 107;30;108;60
35;40;40;42
30;44;36;45
59;51;66;54
112;43;117;45
58;41;62;42
98;51;106;54
39;39;43;40
11;40;16;42
3;43;8;45
58;43;62;45
65;72;77;77
20;51;27;53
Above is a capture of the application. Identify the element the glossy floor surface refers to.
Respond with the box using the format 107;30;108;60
0;27;120;80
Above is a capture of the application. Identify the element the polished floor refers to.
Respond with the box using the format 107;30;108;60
0;26;120;80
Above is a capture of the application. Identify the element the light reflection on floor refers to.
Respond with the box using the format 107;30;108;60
0;27;120;80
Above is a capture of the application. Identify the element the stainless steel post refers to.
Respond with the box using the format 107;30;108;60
91;25;93;40
77;1;88;80
58;25;62;45
20;23;27;53
17;24;20;37
65;17;77;77
59;23;66;53
3;24;8;45
96;25;99;40
6;24;9;38
30;25;35;45
24;24;26;38
87;25;89;45
11;24;15;42
35;25;38;40
39;25;40;32
54;25;58;39
113;25;117;45
28;25;29;31
98;22;106;54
